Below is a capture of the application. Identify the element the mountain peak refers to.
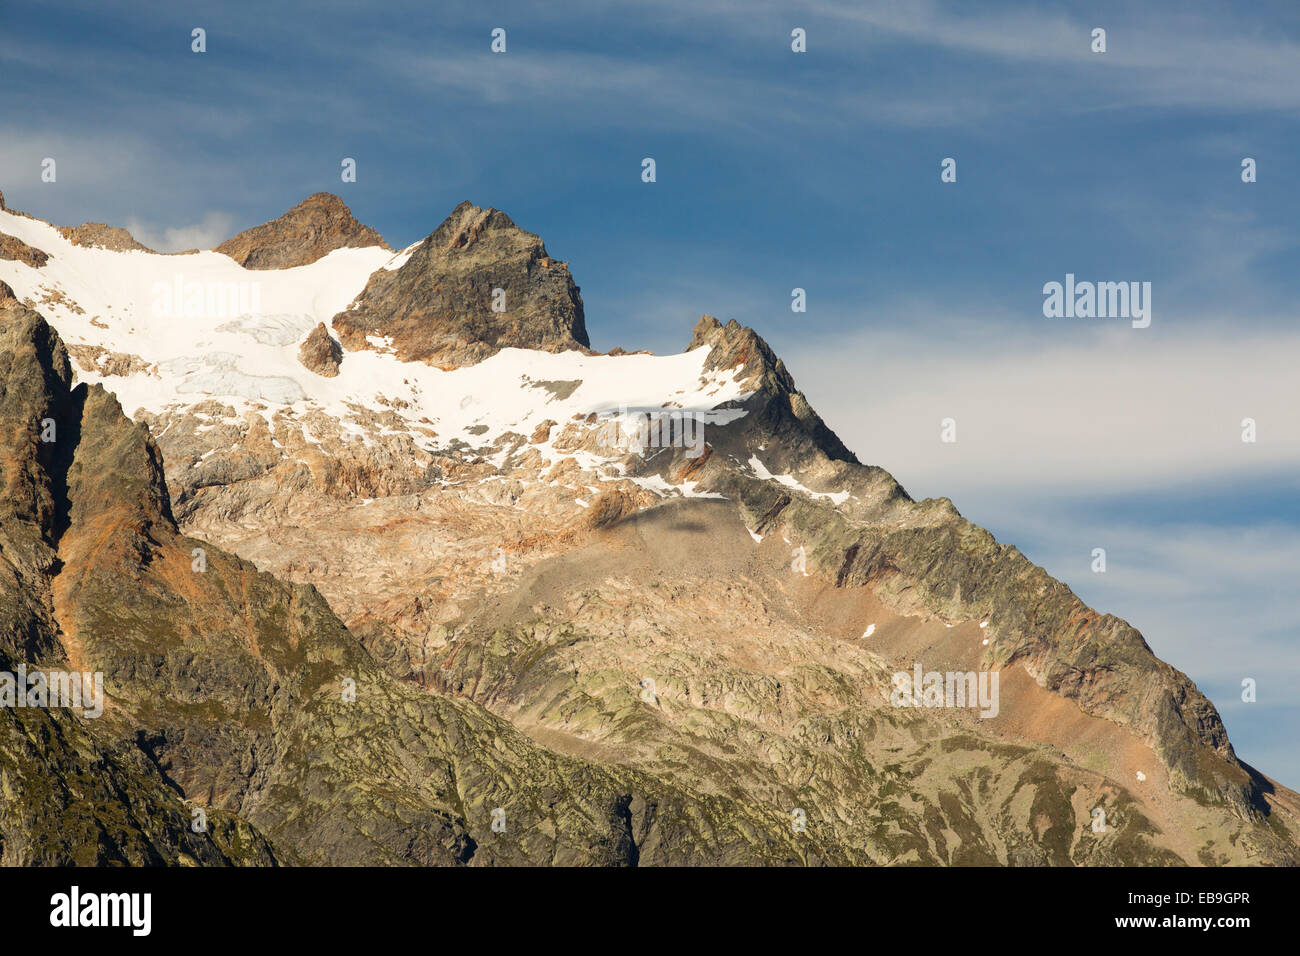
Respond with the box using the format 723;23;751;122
431;201;522;250
214;192;389;269
688;313;859;465
333;201;589;368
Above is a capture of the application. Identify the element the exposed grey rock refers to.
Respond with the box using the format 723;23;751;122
334;201;589;368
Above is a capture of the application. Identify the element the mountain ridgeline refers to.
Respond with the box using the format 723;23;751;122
0;191;1296;866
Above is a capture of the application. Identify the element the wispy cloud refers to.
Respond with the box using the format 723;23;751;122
813;0;1300;112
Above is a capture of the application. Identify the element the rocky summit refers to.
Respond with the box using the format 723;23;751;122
215;192;389;270
333;200;590;368
0;190;1297;866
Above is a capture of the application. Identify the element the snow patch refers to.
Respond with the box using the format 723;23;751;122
747;455;850;506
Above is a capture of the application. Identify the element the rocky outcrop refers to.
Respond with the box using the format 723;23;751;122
0;232;48;268
66;343;156;377
689;314;860;465
333;201;589;368
298;322;343;377
57;222;153;252
215;192;388;269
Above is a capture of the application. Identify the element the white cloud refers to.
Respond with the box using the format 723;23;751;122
783;322;1300;498
124;211;235;253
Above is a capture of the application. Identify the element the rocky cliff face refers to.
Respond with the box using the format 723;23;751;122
2;190;1297;866
333;201;590;367
0;306;273;864
0;301;833;865
215;192;389;268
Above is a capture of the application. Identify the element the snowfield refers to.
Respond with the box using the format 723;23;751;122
0;207;754;477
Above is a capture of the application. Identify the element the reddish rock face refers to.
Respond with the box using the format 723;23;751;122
215;192;388;269
57;222;153;252
333;201;589;368
0;231;50;268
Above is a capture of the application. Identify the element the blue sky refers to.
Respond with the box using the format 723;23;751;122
3;0;1298;787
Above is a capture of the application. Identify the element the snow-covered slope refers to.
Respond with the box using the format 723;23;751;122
0;206;751;481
